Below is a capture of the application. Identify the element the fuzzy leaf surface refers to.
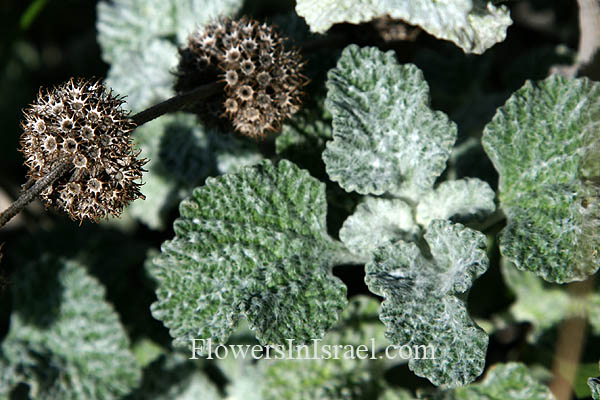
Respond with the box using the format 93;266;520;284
482;75;600;283
365;220;489;387
340;197;420;259
415;178;496;226
426;363;555;399
295;0;511;54
150;160;349;350
323;45;456;200
0;256;140;399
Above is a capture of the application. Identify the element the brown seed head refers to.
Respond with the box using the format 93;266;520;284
19;78;148;223
175;17;309;139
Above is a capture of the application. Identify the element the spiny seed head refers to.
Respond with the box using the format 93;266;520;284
19;78;148;223
175;17;309;139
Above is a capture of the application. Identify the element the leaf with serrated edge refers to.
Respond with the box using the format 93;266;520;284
296;0;511;54
427;363;555;399
416;178;496;226
482;75;600;283
323;45;456;201
365;220;488;387
150;160;350;351
0;256;140;399
340;197;420;259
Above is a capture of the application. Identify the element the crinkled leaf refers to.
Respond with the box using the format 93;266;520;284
296;0;511;54
426;363;554;399
415;178;495;226
126;353;221;400
149;160;349;350
323;45;456;200
482;75;600;283
0;256;140;399
261;296;390;400
340;197;420;259
365;220;489;387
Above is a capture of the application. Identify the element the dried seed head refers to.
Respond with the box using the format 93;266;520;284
19;78;147;223
175;17;309;139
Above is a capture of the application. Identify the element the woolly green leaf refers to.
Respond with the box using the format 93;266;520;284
150;160;350;349
127;353;221;400
0;256;140;399
482;75;600;283
426;363;554;399
365;220;489;387
296;0;511;54
415;178;496;226
590;376;600;400
323;45;456;201
261;296;390;400
340;197;420;259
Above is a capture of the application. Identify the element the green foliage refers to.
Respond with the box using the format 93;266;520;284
126;353;220;400
323;45;457;200
502;260;600;340
365;220;489;387
425;363;555;399
482;75;600;283
261;296;390;400
295;0;511;54
0;256;140;399
149;160;352;350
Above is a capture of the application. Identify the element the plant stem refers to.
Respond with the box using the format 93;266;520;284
0;160;73;229
130;81;222;125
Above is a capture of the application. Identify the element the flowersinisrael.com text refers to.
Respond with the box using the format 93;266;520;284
189;338;436;360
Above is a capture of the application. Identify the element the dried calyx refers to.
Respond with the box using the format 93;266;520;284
20;78;147;223
176;17;308;139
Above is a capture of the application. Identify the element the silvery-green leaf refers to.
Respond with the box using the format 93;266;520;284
149;160;351;349
295;0;511;54
0;256;140;399
323;45;456;201
365;220;489;387
482;75;600;283
426;362;555;399
127;353;221;400
97;0;176;63
173;0;244;44
415;178;495;226
106;39;178;112
340;197;420;258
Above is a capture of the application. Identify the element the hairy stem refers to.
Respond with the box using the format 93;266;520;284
0;160;73;228
130;81;222;125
